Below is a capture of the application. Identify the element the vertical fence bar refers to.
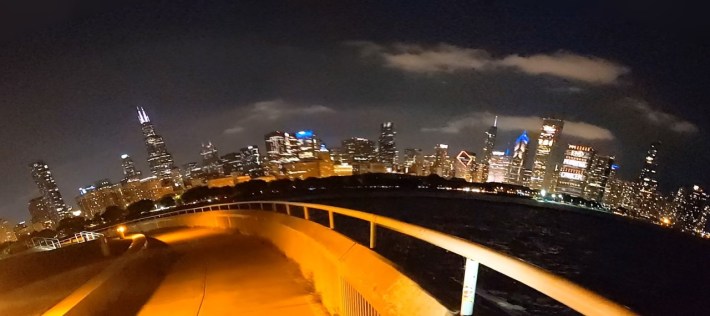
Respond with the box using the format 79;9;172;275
304;207;310;220
328;210;335;229
286;204;291;216
460;258;480;316
369;222;377;249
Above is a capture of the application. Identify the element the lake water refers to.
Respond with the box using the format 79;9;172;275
295;192;710;315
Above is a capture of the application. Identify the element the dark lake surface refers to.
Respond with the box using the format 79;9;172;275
291;192;710;315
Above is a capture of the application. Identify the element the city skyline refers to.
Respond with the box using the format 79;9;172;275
8;106;703;223
1;1;709;222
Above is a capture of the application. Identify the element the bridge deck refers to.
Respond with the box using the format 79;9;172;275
138;228;327;316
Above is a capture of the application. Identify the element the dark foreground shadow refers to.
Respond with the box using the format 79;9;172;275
66;237;179;315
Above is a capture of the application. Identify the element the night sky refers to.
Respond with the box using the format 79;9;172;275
1;0;708;222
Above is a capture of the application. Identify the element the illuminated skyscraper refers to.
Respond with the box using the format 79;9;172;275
635;141;661;217
555;145;595;198
201;142;219;166
530;118;564;191
672;185;709;233
0;219;17;243
294;130;321;160
637;141;660;195
584;155;614;202
454;150;476;182
377;122;397;170
478;117;498;182
137;107;176;180
200;141;222;176
342;138;376;164
30;160;69;224
120;154;141;182
220;152;243;175
76;180;123;219
264;131;298;162
403;148;424;175
28;196;51;225
240;145;264;177
433;144;452;178
602;164;621;206
487;151;511;183
505;130;530;185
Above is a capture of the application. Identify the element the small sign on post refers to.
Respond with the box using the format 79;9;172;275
460;258;480;316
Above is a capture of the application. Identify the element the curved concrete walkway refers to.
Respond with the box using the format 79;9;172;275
138;228;328;316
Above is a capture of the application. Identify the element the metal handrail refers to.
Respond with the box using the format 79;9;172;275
101;200;635;315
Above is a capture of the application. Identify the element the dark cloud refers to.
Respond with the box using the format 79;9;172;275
620;98;699;133
422;112;615;141
349;41;630;85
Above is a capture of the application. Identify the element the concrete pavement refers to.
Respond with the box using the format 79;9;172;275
138;228;328;316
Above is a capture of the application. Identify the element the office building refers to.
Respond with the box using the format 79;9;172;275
672;185;709;233
283;151;335;180
555;145;595;198
28;196;51;225
220;153;243;175
293;130;321;160
602;164;621;206
584;155;614;202
0;219;17;243
506;131;530;185
529;118;564;191
342;138;376;164
200;141;223;176
120;154;141;183
478;117;498;182
454;151;476;182
403;148;424;176
487;151;511;183
432;144;452;178
635;141;661;218
377;122;397;170
264;131;299;162
76;180;123;219
137;107;176;181
240;146;264;177
30;160;70;224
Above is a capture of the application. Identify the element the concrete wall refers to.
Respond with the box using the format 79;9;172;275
124;210;452;316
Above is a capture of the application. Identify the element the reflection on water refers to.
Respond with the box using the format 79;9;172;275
305;195;710;315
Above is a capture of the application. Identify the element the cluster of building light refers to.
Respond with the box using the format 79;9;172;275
19;108;707;238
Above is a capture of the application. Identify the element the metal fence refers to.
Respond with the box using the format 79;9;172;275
99;200;635;316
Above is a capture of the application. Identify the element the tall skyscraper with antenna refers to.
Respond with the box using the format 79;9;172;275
137;107;176;181
478;116;498;182
635;141;661;218
377;122;397;170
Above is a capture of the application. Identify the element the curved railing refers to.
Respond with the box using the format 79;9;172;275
102;200;636;316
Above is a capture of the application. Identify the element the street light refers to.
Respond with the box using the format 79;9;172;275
116;225;126;239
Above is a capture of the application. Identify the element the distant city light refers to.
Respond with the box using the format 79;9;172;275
295;130;314;139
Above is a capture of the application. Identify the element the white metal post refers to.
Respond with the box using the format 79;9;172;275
460;258;480;316
369;222;376;249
